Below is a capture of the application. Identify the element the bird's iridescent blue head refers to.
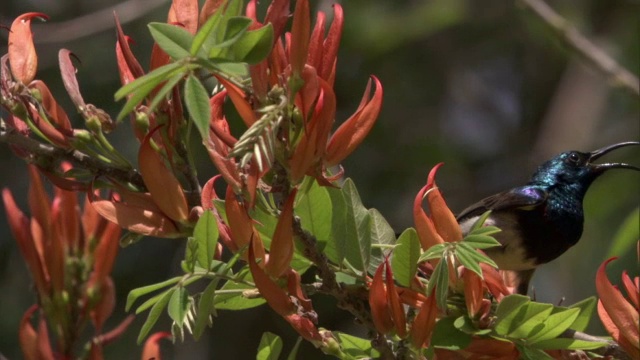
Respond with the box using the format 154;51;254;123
529;141;640;190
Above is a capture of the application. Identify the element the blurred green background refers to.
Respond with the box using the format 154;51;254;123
0;0;638;359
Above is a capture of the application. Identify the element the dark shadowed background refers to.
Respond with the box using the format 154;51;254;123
1;0;638;358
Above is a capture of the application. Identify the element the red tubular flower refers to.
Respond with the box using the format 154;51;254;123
410;291;437;348
138;127;189;223
167;0;199;34
324;76;383;168
225;186;265;260
215;75;258;127
8;12;48;84
596;257;639;358
289;0;310;78
425;163;462;243
385;259;407;338
369;261;394;334
463;268;484;318
141;332;172;360
248;239;296;316
265;189;297;278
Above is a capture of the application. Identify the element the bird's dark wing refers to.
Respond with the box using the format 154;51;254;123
456;186;548;221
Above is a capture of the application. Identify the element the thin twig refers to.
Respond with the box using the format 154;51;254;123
560;329;633;360
0;127;145;188
518;0;640;97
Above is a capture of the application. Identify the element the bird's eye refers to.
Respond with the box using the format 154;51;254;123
568;153;580;164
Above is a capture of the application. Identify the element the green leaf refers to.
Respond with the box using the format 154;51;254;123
184;237;198;273
391;228;420;287
455;246;483;277
212;17;252;50
191;9;223;56
468;225;502;237
527;307;580;344
167;286;190;327
256;332;283;360
368;208;396;274
469;210;492;232
137;288;175;344
126;276;182;311
568;297;597;332
148;22;193;60
431;316;472;350
506;301;554;339
427;258;450;309
494;294;531;336
607;207;639;258
193;278;218;339
418;243;447;262
287;338;303;360
529;338;608;351
462;234;501;249
184;74;212;141
295;177;332;250
518;346;554;360
453;315;492;335
146;73;184;115
325;186;347;264
342;179;371;273
457;242;498;268
336;332;380;358
194;210;219;271
228;24;274;64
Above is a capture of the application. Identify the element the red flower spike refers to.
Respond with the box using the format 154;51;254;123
88;185;181;238
19;305;39;360
246;0;258;21
52;186;81;251
264;0;290;40
8;13;48;84
2;189;48;296
139;127;189;223
58;49;87;109
27;165;52;240
320;4;343;84
115;35;137;88
209;91;238;149
369;262;394;334
384;259;407;338
141;332;172;360
294;65;320;121
224;186;265;260
462;337;519;359
284;314;322;343
92;222;121;287
29;80;73;132
397;287;428;308
598;300;640;359
168;0;199;34
290;0;310;77
286;269;313;312
325;76;383;167
596;257;639;354
463;269;484;318
248;238;296;317
90;276;116;332
265;189;297;278
307;11;326;72
113;13;144;79
249;59;269;102
621;271;639;309
480;263;510;300
426;163;463;243
27;103;71;148
413;183;444;251
214;75;257;127
36;313;55;360
410;291;437;348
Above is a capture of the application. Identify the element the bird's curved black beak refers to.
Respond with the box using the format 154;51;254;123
589;141;640;173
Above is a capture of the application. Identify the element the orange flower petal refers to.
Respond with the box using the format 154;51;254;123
139;127;189;223
248;239;295;317
463;269;484;318
113;14;144;79
369;262;393;334
307;11;326;72
8;12;48;84
595;257;639;348
413;183;444;251
141;332;172;360
167;0;199;34
90;276;116;332
621;271;639;310
58;49;86;108
325;76;382;167
214;75;257;127
285;314;322;343
426;163;462;243
289;0;310;77
320;4;343;83
19;305;39;360
29;80;73;132
385;259;407;338
264;0;290;40
265;189;297;278
224;186;265;259
410;291;437;348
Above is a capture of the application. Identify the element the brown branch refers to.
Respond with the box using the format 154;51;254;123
0;126;145;188
518;0;640;97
